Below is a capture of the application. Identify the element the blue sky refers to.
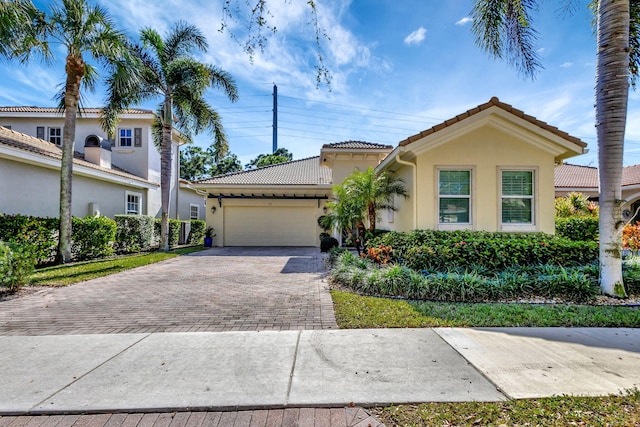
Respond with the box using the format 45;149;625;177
1;0;639;167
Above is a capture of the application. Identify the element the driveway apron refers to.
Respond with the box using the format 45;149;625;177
0;247;338;335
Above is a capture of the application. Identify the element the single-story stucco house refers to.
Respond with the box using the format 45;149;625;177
193;97;588;247
555;163;640;221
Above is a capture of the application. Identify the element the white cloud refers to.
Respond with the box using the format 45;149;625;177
560;62;574;68
404;27;427;46
455;17;472;26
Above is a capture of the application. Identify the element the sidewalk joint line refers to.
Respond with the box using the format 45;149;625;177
284;330;302;405
29;333;152;411
432;328;513;400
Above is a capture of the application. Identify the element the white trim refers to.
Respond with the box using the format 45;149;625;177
125;191;142;215
437;166;474;230
498;167;538;232
189;203;200;220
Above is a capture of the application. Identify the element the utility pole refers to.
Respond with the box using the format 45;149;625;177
272;84;278;153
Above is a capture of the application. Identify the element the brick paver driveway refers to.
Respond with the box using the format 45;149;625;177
0;247;338;335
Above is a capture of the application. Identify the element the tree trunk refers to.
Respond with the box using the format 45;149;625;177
56;54;84;264
596;0;630;297
368;202;376;232
159;95;173;252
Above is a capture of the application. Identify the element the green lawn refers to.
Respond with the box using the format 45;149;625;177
373;389;640;427
29;246;206;286
331;290;640;328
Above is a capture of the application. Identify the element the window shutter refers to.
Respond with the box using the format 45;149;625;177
134;128;142;147
36;126;45;139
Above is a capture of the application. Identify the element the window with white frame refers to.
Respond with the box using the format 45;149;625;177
501;170;534;224
125;191;141;215
438;169;471;224
190;204;199;220
119;128;132;147
48;127;62;145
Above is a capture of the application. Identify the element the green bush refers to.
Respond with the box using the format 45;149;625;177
154;219;181;248
556;216;599;241
367;229;598;272
188;220;206;244
0;241;36;291
329;253;600;303
0;214;58;264
115;215;155;253
71;216;116;260
320;236;339;252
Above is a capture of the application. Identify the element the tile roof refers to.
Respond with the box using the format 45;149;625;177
195;156;332;186
322;140;393;150
623;164;640;187
0;106;153;114
399;97;587;149
0;126;155;185
554;163;599;188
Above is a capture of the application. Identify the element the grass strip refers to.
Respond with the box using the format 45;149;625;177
29;246;206;286
373;390;640;427
331;290;640;328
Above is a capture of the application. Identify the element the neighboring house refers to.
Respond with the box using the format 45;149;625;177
554;163;640;221
0;107;206;221
194;97;587;246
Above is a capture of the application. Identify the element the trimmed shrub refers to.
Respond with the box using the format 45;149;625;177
367;229;598;272
0;214;58;264
0;241;36;291
329;255;600;303
187;220;206;245
154;219;181;248
556;216;599;241
115;215;155;253
320;236;339;252
71;216;116;260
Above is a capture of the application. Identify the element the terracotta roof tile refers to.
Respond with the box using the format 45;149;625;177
399;97;587;149
195;156;332;186
623;165;640;186
0;126;155;185
321;140;393;150
554;163;599;188
0;106;152;114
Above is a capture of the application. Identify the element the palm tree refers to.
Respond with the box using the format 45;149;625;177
102;22;239;251
471;0;639;297
0;0;129;263
327;167;407;245
344;167;408;232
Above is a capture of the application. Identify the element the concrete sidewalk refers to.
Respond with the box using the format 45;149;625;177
1;328;639;415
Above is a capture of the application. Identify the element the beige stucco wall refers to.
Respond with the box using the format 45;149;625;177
381;124;557;234
205;188;330;247
328;155;386;186
0;157;149;218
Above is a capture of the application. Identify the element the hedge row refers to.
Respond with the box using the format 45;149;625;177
555;216;599;241
330;251;611;302
367;230;598;272
0;214;206;265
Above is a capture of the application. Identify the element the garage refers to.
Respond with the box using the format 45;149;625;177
224;204;318;246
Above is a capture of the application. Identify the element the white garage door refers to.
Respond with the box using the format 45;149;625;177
224;206;317;246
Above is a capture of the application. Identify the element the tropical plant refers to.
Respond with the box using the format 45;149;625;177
325;181;365;244
102;21;238;251
555;192;599;218
342;167;408;232
471;0;640;297
0;0;129;263
245;147;293;169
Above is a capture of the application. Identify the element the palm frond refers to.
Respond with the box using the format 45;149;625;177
471;0;542;78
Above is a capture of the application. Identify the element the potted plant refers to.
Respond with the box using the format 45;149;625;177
204;226;216;247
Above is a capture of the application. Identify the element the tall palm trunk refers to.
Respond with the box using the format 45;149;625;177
160;96;173;252
597;0;630;297
57;53;84;264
